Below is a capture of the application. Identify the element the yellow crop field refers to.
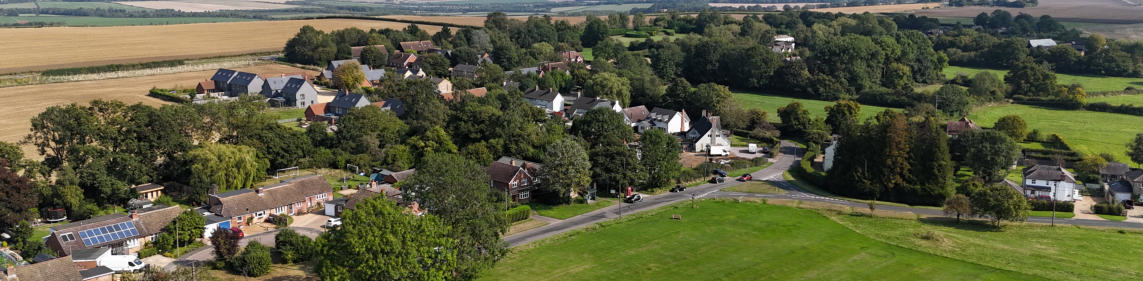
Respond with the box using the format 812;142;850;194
0;19;441;74
0;63;314;149
812;3;942;13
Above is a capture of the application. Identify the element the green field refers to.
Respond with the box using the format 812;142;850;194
0;15;255;26
835;212;1143;280
944;65;1143;93
969;103;1143;162
1087;94;1143;105
0;1;150;10
550;3;653;13
528;199;616;220
610;34;686;46
481;200;1035;280
734;91;893;122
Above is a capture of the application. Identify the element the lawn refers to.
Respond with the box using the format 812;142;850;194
528;198;616;220
1097;214;1127;221
264;107;306;121
734;91;893;122
1028;210;1075;218
723;181;787;194
480;200;1035;280
0;16;254;26
832;212;1143;280
1087;94;1143;105
725;162;772;177
944;65;1143;93
969;103;1143;162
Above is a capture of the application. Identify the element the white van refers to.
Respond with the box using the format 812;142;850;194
709;146;730;156
747;143;758;154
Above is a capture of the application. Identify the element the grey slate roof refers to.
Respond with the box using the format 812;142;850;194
1128;170;1143;182
281;77;311;96
524;88;561;102
210;69;236;83
507;67;540;75
1101;162;1130;176
264;75;299;93
229;72;261;87
570;97;614;112
70;247;108;262
79;266;114;280
1110;180;1133;194
1023;165;1076;183
382;98;405;117
364;69;386;81
329;93;369;110
648;108;678;122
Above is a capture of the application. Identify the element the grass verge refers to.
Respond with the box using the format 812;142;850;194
1028;210;1076;218
528;198;616;220
723;181;787;194
1098;214;1127;221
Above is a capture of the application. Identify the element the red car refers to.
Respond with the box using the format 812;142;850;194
231;227;245;238
737;174;753;181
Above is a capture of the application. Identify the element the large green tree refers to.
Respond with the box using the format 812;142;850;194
570;108;634;148
589;144;645;196
316;196;456;281
993;115;1028;141
284;25;336;65
1005;58;1057;98
162;209;205;248
537;139;592;204
333;61;366;91
584;72;631;107
1128;133;1143;167
777;102;812;137
825;100;861;133
971;183;1030;227
640;129;682;190
581;18;609;48
956;130;1020;183
934;84;972;117
186;144;268;193
404;153;506;279
358;45;388;69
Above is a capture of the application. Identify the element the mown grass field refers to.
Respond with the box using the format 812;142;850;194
944;65;1143;93
733;91;893;122
481;200;1035;281
834;212;1143;280
0;15;254;26
969;103;1143;162
0;19;440;73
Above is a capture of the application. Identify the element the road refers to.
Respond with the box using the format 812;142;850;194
504;141;1143;247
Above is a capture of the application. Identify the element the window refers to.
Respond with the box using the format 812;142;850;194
255;211;267;218
61;233;75;242
275;206;287;214
511;181;518;189
522;178;529;186
126;238;140;248
518;191;530;199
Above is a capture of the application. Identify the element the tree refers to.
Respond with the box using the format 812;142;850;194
570;108;634;147
934;84;972;117
0;161;36;230
1005;59;1057;97
316;196;456;281
0;141;23;168
233;242;272;277
283;25;335;65
1128;133;1143;167
581;18;609;48
589;144;645;195
210;227;241;261
419;53;451;78
335;106;408;155
640;129;682;190
691;83;733;117
186;144;268;193
275;228;314;264
956;130;1020;183
878;112;911;200
969;71;1006;102
584;72;631;107
537;139;592;204
942;194;972;222
778;102;812;137
162;209;204;248
404;153;506;279
993;115;1028;141
825;100;861;133
1074;154;1107;183
971;184;1030;227
405;126;459;157
358;45;388;69
592;38;626;61
25;103;98;171
333;61;366;91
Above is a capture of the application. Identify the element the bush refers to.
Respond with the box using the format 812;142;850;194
1046;134;1072;150
138;245;159;259
274;229;314;264
231;242;272;277
1085;102;1143;117
792;147;826;187
267;214;292;228
147;87;192;103
41;59;185;76
1011;95;1083;109
505;205;531;223
1093;203;1125;215
1028;200;1074;212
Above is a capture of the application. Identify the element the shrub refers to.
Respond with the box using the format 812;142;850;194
138;245;159;259
1046;134;1072;150
267;214;292;228
274;229;314;264
1027;200;1074;212
1092;203;1124;215
505;205;531;223
42;59;185;76
231;242;272;277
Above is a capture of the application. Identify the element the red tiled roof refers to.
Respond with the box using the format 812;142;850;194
946;117;980;135
307;103;327;116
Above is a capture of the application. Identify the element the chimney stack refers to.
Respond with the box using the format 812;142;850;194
510;159;517;166
130;210;139;220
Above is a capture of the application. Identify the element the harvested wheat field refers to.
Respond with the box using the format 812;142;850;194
0;63;313;149
115;0;298;12
914;0;1143;23
0;19;440;74
812;3;942;13
380;15;595;27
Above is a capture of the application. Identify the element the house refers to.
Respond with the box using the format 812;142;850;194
388;52;418;68
210;69;237;92
327;92;371;116
2;256;83;281
132;183;163;202
1029;39;1057;48
772;35;795;53
451;64;479;81
644;108;690;134
1021;165;1079;202
443;87;487;101
322;59;378;87
1126;170;1143;201
523;87;565;113
539;62;569;75
1101;162;1130;182
197;207;228;240
1107;180;1134;204
225;71;265;96
687;112;731;153
207;175;333;228
568;97;621;118
195;81;217;95
485;157;541;202
384;169;415;184
823;136;840;171
946;117;980;136
70;248;133;274
44;205;181;256
398;40;436;52
373;98;406;117
364;68;386;84
350;45;387;60
396;66;426;79
623;105;650;127
305;102;330;123
430;77;453;94
559;51;585;63
277;77;320;108
1068;41;1086;56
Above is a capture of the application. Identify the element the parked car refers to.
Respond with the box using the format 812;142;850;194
1125;200;1135;209
737;174;753;181
670;185;687;192
624;194;643;203
230;227;244;238
709;177;725;184
712;169;728;177
327;218;343;227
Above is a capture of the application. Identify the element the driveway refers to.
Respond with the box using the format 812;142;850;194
1073;195;1103;220
1126;204;1143;223
729;146;767;159
291;213;331;230
175;222;326;266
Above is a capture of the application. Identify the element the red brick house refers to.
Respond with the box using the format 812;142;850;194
485;157;542;202
195;81;216;95
207;175;333;228
44;205;181;257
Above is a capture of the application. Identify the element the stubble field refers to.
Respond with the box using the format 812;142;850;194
811;3;943;13
914;0;1143;23
0;19;440;74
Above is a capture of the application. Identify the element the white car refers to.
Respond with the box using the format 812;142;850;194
326;218;342;227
